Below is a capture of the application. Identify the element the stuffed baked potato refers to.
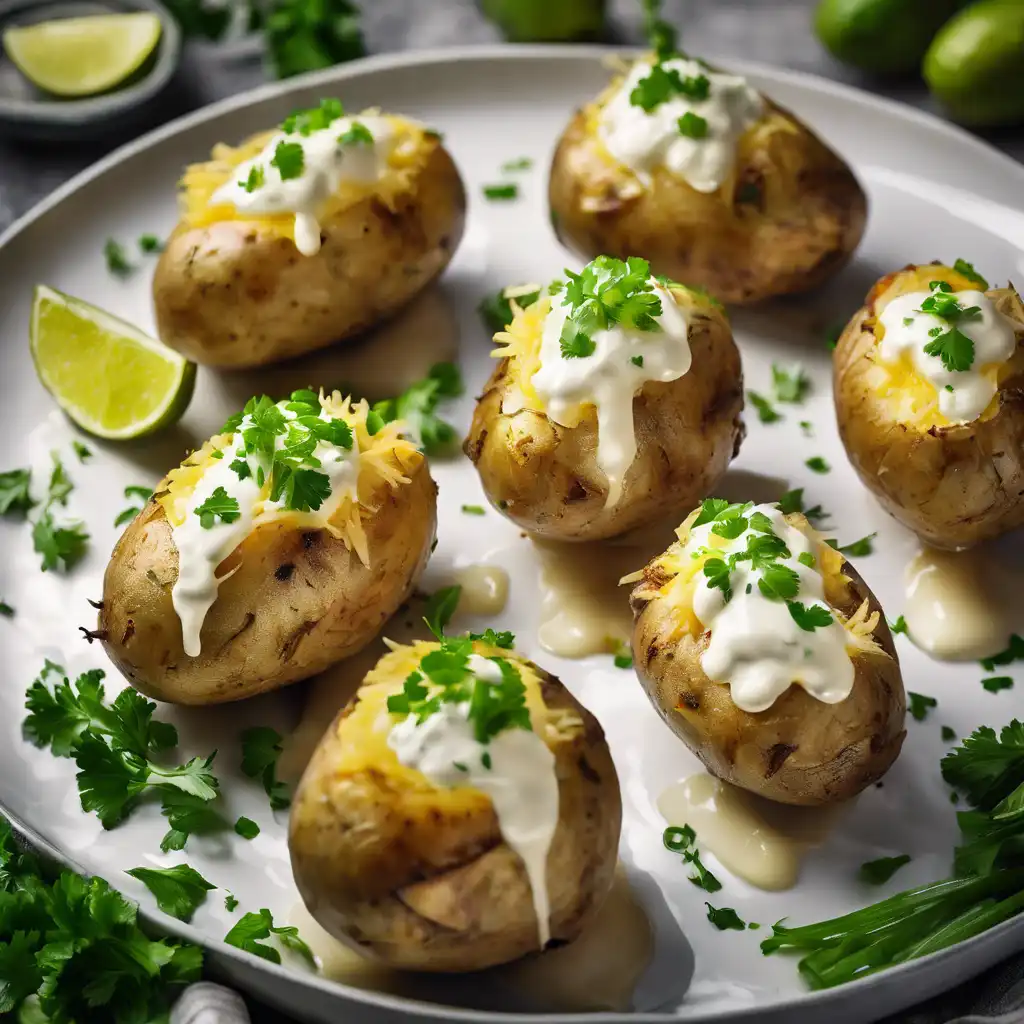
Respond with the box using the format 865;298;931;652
153;99;466;369
464;258;744;542
289;636;622;972
628;499;906;806
98;390;437;705
548;54;866;305
834;262;1024;550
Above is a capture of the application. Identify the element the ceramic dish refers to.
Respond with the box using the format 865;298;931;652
1;44;1024;1024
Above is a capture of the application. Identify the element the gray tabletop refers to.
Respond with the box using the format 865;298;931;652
4;1;1024;1021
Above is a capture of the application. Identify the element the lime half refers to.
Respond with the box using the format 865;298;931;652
2;12;161;97
31;285;195;440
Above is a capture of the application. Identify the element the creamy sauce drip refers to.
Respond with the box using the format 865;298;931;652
682;504;854;713
451;564;510;617
211;114;395;256
170;400;359;657
877;289;1016;422
531;278;692;507
904;548;1010;661
387;656;559;949
598;57;763;192
659;775;839;891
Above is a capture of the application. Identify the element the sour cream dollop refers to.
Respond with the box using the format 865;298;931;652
598;57;764;193
685;504;855;713
170;399;359;657
530;276;692;507
877;288;1016;423
210;114;396;256
386;654;560;948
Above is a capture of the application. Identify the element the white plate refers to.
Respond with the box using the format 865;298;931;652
2;44;1024;1024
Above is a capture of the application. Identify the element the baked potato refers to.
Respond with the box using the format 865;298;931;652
463;259;744;542
834;262;1024;550
289;637;622;972
628;500;906;806
153;99;466;369
548;54;866;305
98;390;437;705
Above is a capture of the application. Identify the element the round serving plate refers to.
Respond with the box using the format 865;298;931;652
1;44;1024;1024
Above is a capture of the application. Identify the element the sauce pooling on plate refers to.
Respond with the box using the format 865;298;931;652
387;649;560;947
210;99;398;256
598;57;763;192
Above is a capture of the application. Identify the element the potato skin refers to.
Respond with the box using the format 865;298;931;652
463;298;744;541
98;460;437;705
548;101;866;305
630;541;905;807
153;139;466;369
834;269;1024;550
289;661;622;972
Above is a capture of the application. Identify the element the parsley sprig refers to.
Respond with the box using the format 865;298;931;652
917;280;983;373
240;727;291;810
27;453;90;572
373;363;463;455
224;908;315;966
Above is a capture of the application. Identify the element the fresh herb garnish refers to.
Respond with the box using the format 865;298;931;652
282;98;344;135
907;692;937;722
983;676;1014;694
981;635;1024;672
748;391;781;423
373;362;463;454
613;641;633;669
0;599;13;617
787;600;833;632
33;512;89;571
72;440;92;461
631;354;645;367
924;328;975;373
631;64;709;112
478;285;541;334
461;504;486;515
772;363;811;403
234;816;260;840
338;121;373;146
271;141;305;180
241;165;265;192
0;467;34;515
889;615;908;635
838;533;877;557
138;234;164;253
677;111;709;138
103;238;133;277
266;1;365;80
225;893;239;912
158;790;230;853
125;863;215;922
805;457;830;474
224;908;315;966
424;585;462;638
194;486;241;529
501;157;533;172
483;183;518;201
706;904;747;931
953;259;989;290
942;725;957;742
859;855;911;886
240;726;290;811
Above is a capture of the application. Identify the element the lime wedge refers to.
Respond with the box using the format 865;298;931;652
2;12;162;98
31;285;195;440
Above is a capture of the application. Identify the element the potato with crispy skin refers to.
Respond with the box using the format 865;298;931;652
153;108;465;369
99;396;437;705
289;639;622;972
629;508;905;806
834;262;1024;550
548;57;866;305
463;284;744;542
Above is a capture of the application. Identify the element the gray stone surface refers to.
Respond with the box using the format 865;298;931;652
1;0;1022;234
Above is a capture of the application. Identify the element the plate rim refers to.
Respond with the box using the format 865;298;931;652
3;42;1024;1023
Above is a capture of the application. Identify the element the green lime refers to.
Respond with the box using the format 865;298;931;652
814;0;963;75
2;12;161;98
925;1;1024;126
30;285;195;440
480;0;606;42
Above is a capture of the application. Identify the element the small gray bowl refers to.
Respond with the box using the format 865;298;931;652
0;0;181;140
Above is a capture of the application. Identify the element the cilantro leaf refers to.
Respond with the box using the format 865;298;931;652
337;121;373;146
241;165;265;192
805;456;830;474
0;468;33;515
125;864;214;922
224;908;314;966
424;586;461;639
72;441;91;462
32;511;89;572
478;286;540;334
787;601;833;632
47;453;73;506
703;557;732;602
838;533;877;558
285;468;331;513
983;676;1014;694
282;98;345;135
772;363;811;403
889;615;908;635
677;112;708;138
758;563;800;601
908;692;937;722
953;259;989;291
748;391;781;424
560;328;597;359
225;893;239;912
858;855;911;885
924;327;975;373
706;904;747;931
159;791;230;853
234;816;260;840
981;635;1024;672
467;628;515;649
694;498;730;526
267;0;364;79
373;363;463;454
103;238;133;277
240;727;290;810
193;487;241;529
270;141;305;180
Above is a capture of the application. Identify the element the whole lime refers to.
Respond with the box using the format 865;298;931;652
479;0;607;42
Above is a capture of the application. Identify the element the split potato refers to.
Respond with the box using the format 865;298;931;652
153;110;466;368
629;508;906;806
548;58;867;305
834;263;1024;550
289;639;622;973
98;398;437;705
463;285;744;542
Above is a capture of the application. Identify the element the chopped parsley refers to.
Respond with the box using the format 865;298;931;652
270;141;305;180
501;157;533;172
234;816;260;839
0;467;34;515
483;183;518;201
338;121;373;146
224;908;315;967
907;691;937;722
805;456;830;474
613;641;633;669
478;285;541;334
225;893;239;912
241;165;265;192
677;111;709;138
889;615;908;635
953;259;988;291
0;599;12;617
461;504;486;515
115;484;154;528
858;855;911;886
981;634;1024;672
266;2;365;80
777;488;826;523
838;533;877;557
103;238;133;277
282;99;345;135
424;585;462;638
72;440;92;461
240;726;290;810
941;725;957;742
125;863;215;922
631;354;645;367
982;676;1014;694
923;327;975;373
706;904;747;931
630;63;710;112
194;486;241;528
373;363;463;454
787;600;833;632
138;234;164;253
158;790;230;853
748;390;781;423
772;363;811;403
33;512;89;572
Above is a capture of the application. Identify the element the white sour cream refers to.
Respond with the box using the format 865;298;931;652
387;655;560;949
686;504;854;713
531;279;692;507
877;289;1016;422
211;114;396;256
598;57;764;192
170;401;359;657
